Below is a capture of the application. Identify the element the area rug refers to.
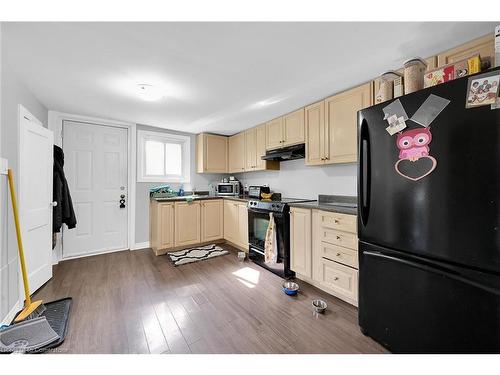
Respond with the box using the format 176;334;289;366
168;244;229;266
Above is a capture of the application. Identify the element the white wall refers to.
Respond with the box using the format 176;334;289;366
234;160;357;200
134;124;226;244
0;27;49;322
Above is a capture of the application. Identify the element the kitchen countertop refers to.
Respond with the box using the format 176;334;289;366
151;195;252;203
288;195;358;215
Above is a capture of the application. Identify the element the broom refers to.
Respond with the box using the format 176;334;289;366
7;169;46;322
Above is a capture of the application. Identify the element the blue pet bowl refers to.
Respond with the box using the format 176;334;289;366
282;281;299;296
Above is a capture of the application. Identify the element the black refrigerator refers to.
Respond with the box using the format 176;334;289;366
357;67;500;353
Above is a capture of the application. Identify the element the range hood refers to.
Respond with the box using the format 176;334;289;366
261;143;305;161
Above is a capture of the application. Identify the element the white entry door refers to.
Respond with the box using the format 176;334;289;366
19;106;54;293
62;121;128;259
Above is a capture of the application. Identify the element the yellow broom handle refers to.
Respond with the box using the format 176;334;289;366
7;169;31;306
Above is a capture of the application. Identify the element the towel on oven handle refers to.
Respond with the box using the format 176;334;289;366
264;212;278;264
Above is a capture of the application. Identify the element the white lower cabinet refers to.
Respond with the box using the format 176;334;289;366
290;207;312;277
290;207;359;306
174;201;201;247
317;257;358;303
150;199;224;255
223;199;248;251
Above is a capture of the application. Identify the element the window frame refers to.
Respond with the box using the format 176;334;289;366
137;129;191;183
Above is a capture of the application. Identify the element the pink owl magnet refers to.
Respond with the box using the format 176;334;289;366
383;95;449;181
394;128;437;181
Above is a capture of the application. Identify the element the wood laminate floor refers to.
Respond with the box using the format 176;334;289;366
34;245;387;354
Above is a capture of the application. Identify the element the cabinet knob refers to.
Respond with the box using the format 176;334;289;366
334;219;339;224
336;252;341;256
334;276;339;281
336;235;341;240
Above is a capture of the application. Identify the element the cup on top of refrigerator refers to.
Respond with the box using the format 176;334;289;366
376;71;403;104
403;57;427;94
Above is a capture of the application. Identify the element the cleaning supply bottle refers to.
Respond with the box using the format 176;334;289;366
178;184;185;196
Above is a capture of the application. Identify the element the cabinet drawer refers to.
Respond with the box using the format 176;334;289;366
319;228;358;250
321;242;358;269
319;211;357;233
318;257;358;302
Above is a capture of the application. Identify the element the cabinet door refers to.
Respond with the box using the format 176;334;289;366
305;101;326;166
266;117;283;150
228;132;246;173
290;208;312;277
223;200;238;243
174;202;201;247
325;82;372;164
317;257;358;305
438;33;494;68
255;123;267;170
237;203;249;250
201;200;223;242
204;134;228;173
244;128;257;171
283;108;305;146
159;203;175;249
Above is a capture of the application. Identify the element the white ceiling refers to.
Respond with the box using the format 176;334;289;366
2;22;497;135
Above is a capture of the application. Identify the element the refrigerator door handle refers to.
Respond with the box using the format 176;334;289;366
359;117;370;226
363;250;500;296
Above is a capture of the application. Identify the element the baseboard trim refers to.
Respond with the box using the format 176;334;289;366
295;272;358;307
153;239;225;256
223;240;249;253
1;301;21;325
131;241;150;251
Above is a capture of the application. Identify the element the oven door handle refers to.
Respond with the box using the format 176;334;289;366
250;247;265;256
248;207;284;217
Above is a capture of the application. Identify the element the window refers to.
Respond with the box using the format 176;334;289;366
137;130;190;183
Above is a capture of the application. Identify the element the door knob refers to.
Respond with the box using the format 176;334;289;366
50;201;57;207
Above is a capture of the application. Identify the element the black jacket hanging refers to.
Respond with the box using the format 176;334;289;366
53;145;76;232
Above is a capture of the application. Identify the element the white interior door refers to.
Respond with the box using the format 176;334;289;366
62;121;128;258
19;106;54;293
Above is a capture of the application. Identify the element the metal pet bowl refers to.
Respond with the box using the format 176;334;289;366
282;281;299;296
312;299;327;313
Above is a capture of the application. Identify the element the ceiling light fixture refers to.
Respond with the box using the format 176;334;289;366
255;98;281;107
137;84;165;101
253;96;287;108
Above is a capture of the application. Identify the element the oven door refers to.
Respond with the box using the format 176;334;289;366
247;208;289;273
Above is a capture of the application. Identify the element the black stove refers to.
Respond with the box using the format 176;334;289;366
246;198;314;278
247;198;312;213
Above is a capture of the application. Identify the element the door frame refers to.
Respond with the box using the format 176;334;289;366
48;111;139;263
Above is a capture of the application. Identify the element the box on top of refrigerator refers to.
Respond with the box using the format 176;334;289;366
495;25;500;67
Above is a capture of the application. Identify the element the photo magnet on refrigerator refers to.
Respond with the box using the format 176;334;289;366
382;99;409;121
410;94;450;127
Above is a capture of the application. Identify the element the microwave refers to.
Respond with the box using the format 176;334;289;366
216;181;240;196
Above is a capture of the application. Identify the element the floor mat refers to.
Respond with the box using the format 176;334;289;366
10;297;72;353
168;244;229;266
0;316;59;353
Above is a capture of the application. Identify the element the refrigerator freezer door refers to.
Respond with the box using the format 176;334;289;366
359;242;500;353
358;70;500;273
